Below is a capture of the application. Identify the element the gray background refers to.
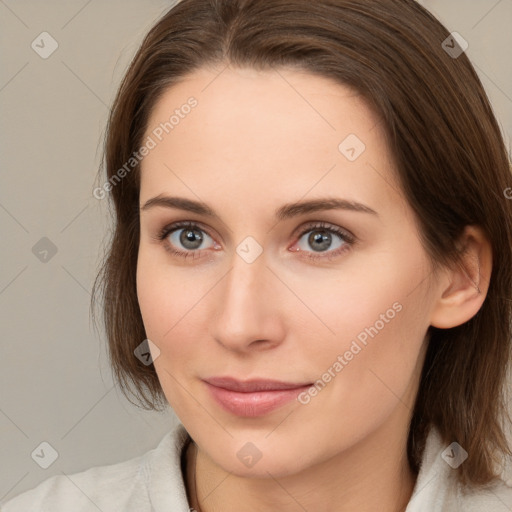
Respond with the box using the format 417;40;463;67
1;0;511;501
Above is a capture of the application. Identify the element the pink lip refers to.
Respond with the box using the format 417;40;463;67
203;377;312;417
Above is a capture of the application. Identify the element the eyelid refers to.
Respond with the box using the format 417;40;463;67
156;220;215;241
292;221;356;244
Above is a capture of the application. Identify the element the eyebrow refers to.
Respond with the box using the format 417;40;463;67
141;195;378;220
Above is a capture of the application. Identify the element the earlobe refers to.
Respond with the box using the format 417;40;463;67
429;225;492;329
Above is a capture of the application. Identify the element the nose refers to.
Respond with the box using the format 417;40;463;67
209;248;286;353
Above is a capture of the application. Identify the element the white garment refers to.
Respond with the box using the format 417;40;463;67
2;422;512;511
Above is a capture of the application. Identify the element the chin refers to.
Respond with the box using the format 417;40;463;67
196;429;319;479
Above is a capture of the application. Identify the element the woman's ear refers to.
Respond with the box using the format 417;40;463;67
430;225;492;329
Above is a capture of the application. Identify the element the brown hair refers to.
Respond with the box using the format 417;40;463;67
92;0;512;488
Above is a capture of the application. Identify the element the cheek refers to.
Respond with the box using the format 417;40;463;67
136;253;166;339
135;248;218;379
136;252;200;415
290;299;428;453
136;247;198;339
293;249;431;401
290;251;427;352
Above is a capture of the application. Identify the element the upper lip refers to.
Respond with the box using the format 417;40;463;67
204;376;310;392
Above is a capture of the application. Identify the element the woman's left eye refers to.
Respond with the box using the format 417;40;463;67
155;221;355;262
290;222;355;261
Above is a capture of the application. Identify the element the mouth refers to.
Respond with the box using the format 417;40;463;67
203;376;312;417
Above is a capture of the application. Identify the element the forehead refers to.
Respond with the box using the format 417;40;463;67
144;65;380;154
140;66;406;221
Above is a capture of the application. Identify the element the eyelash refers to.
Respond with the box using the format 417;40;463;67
154;221;356;262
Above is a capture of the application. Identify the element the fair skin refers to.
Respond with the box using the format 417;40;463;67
136;65;492;512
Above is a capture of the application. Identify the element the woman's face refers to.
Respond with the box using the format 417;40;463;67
136;66;441;477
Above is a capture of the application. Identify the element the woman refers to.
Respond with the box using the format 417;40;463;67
3;0;512;510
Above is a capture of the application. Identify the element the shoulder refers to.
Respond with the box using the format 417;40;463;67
0;423;192;512
0;449;151;512
457;477;512;511
407;426;512;512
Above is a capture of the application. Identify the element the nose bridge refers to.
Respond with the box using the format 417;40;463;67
211;244;283;350
221;248;267;323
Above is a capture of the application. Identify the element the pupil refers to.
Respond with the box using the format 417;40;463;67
181;228;203;249
309;230;331;252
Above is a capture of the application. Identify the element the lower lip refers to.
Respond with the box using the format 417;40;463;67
204;382;311;417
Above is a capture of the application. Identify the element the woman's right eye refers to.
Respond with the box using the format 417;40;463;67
157;222;220;259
